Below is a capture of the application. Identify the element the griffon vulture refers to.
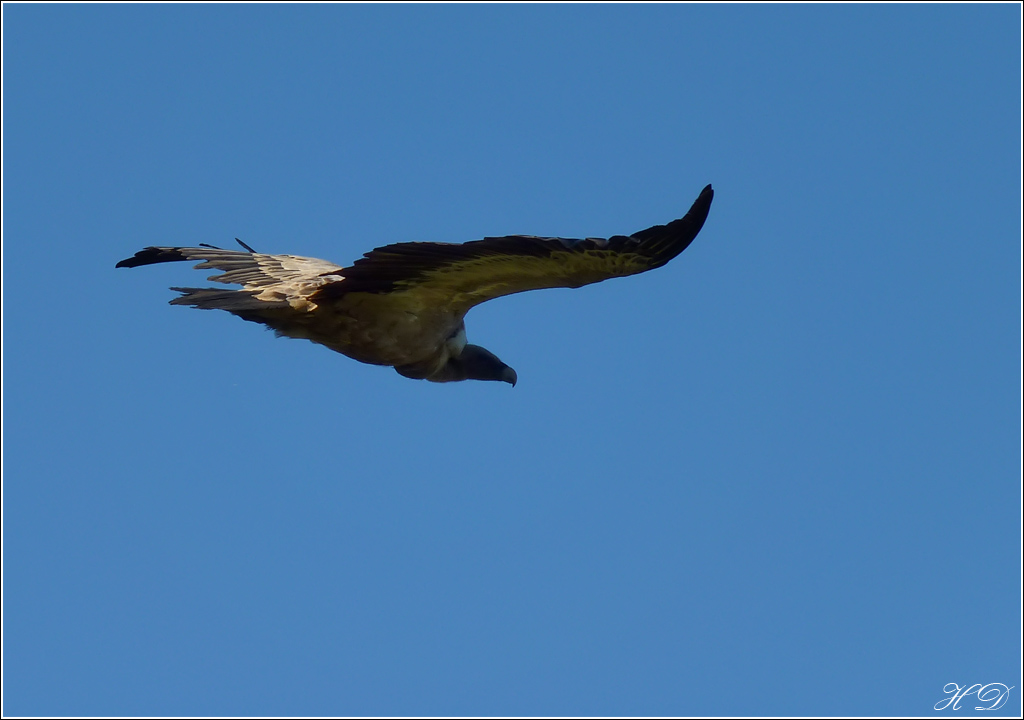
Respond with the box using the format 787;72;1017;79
117;184;713;385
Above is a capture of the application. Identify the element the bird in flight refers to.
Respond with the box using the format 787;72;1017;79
117;184;713;386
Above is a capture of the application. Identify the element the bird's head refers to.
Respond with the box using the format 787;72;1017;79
458;344;517;386
429;344;516;386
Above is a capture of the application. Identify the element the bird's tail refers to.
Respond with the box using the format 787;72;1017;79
169;286;284;312
167;287;292;331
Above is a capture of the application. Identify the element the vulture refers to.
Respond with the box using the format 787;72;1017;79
117;184;713;386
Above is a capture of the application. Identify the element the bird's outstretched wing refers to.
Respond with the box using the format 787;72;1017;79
312;185;712;313
116;242;345;313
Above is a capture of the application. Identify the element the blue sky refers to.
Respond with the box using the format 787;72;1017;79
3;3;1020;717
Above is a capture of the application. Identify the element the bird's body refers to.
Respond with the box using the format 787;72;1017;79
117;184;714;385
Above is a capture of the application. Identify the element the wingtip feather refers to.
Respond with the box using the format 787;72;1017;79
115;247;189;269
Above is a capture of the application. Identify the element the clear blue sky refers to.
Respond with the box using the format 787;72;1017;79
3;4;1020;717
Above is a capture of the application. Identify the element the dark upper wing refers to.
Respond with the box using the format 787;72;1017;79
313;184;713;313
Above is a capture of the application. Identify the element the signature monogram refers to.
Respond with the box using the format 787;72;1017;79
934;683;1014;711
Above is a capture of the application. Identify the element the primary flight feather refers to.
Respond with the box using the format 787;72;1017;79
117;184;714;385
